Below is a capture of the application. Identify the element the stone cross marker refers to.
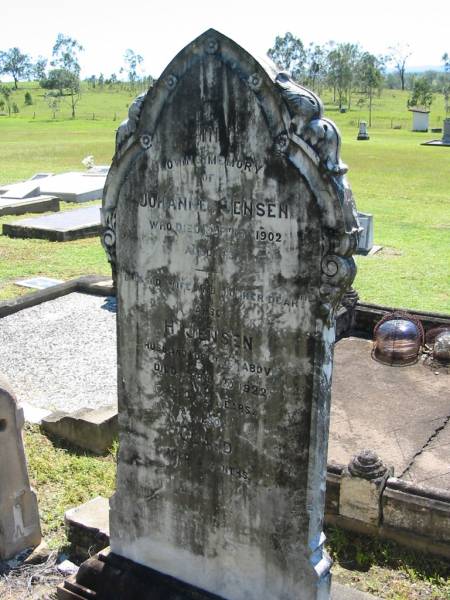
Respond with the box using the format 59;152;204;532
0;376;41;560
102;30;357;600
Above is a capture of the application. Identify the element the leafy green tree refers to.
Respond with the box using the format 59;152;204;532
24;91;33;105
305;43;328;93
407;77;433;109
327;43;360;109
0;47;32;89
45;91;61;119
122;49;144;90
0;85;12;116
357;52;384;126
267;32;306;81
50;34;84;117
443;53;450;116
40;68;79;96
33;57;47;80
107;73;118;87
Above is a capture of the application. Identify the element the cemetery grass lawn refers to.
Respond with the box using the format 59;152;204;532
24;424;116;549
0;86;449;311
22;425;450;599
326;526;450;600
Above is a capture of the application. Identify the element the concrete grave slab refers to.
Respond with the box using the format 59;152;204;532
3;206;101;241
87;166;110;176
0;180;41;199
40;172;106;202
15;277;64;290
402;417;450;489
0;195;59;217
29;173;54;181
330;337;450;478
65;497;110;558
42;405;117;455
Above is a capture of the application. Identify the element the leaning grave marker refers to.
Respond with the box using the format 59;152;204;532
60;29;359;600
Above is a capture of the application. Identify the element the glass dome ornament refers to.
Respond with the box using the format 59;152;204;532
372;311;424;366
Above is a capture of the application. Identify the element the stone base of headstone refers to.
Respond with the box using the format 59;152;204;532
356;133;370;140
421;139;450;147
422;118;450;146
57;549;230;600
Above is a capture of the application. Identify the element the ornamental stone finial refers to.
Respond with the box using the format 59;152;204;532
348;449;389;481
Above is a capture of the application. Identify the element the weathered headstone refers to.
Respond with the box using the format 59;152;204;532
0;376;41;560
59;29;358;600
356;212;374;254
357;121;369;140
443;118;450;144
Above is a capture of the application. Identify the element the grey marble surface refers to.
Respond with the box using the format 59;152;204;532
0;293;117;413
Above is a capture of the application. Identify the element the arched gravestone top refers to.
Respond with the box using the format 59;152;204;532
102;29;359;600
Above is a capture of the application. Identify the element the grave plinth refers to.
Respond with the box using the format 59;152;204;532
422;118;450;147
58;29;358;600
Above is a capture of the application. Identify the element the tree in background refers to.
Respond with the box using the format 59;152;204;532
0;47;32;89
357;53;384;126
327;43;360;109
443;53;450;116
40;68;80;97
305;43;328;93
122;49;144;91
0;85;12;115
33;57;47;81
45;91;61;119
50;33;84;118
407;76;433;109
267;32;306;81
388;44;412;91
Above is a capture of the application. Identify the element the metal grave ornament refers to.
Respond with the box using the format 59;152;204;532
96;30;357;600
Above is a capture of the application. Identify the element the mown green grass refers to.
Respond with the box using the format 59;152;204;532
0;85;449;313
327;525;450;599
24;425;116;548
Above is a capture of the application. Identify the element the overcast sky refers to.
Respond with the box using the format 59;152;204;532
1;0;449;78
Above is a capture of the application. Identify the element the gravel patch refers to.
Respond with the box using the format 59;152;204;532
0;293;117;413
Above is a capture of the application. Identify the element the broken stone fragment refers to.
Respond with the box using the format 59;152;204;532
41;406;117;455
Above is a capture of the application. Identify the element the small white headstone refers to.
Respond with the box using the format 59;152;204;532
0;376;41;560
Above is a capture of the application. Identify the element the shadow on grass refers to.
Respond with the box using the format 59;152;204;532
325;525;450;582
38;426;117;460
